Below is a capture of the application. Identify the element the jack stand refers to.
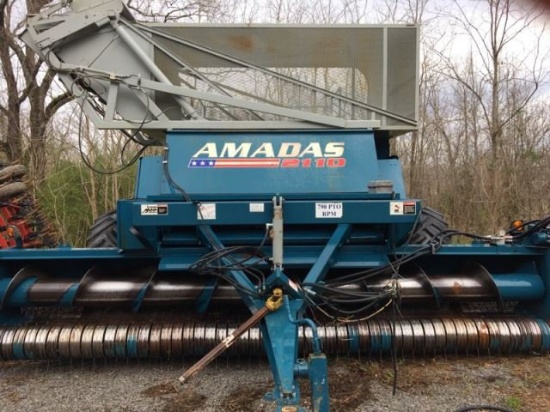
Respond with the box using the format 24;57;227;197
292;354;330;412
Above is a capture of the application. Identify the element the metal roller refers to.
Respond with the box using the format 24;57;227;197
410;319;425;355
398;320;413;354
103;325;118;358
34;327;50;359
163;324;176;358
1;329;15;360
378;320;393;355
431;319;447;354
300;325;313;356
92;325;107;358
247;326;262;357
56;326;72;358
357;322;370;356
70;325;85;358
182;323;194;358
115;325;129;358
204;324;217;358
507;320;522;353
149;324;163;358
453;318;468;353
1;317;547;360
126;324;141;358
419;320;436;357
81;325;96;359
11;327;26;360
192;324;205;357
135;324;150;358
323;323;337;355
45;326;62;358
23;326;39;359
463;319;479;353
369;320;382;355
335;324;349;355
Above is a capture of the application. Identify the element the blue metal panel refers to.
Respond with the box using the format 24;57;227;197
378;158;406;198
0;248;128;260
397;244;547;257
261;307;301;401
302;224;351;286
157;247;390;271
308;353;330;412
493;274;545;301
121;199;419;227
135;156;166;199
526;253;550;318
164;130;383;196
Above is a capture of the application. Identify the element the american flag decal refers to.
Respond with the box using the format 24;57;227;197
188;158;281;169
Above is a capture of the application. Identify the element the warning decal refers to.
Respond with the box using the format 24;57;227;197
197;203;216;220
390;201;416;215
141;204;168;215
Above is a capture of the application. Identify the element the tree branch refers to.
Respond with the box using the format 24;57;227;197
45;91;73;121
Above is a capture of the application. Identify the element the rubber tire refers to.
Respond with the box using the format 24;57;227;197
408;207;449;244
0;181;27;201
0;165;26;183
86;210;118;248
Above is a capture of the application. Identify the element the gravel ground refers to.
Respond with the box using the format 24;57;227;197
0;355;548;412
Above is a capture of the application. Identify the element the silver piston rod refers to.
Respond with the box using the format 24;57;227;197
271;196;284;269
0;317;549;360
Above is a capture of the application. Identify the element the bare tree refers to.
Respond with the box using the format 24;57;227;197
0;0;72;182
442;0;548;160
126;0;239;22
405;0;550;232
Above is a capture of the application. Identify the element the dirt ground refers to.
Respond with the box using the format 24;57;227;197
0;355;548;412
